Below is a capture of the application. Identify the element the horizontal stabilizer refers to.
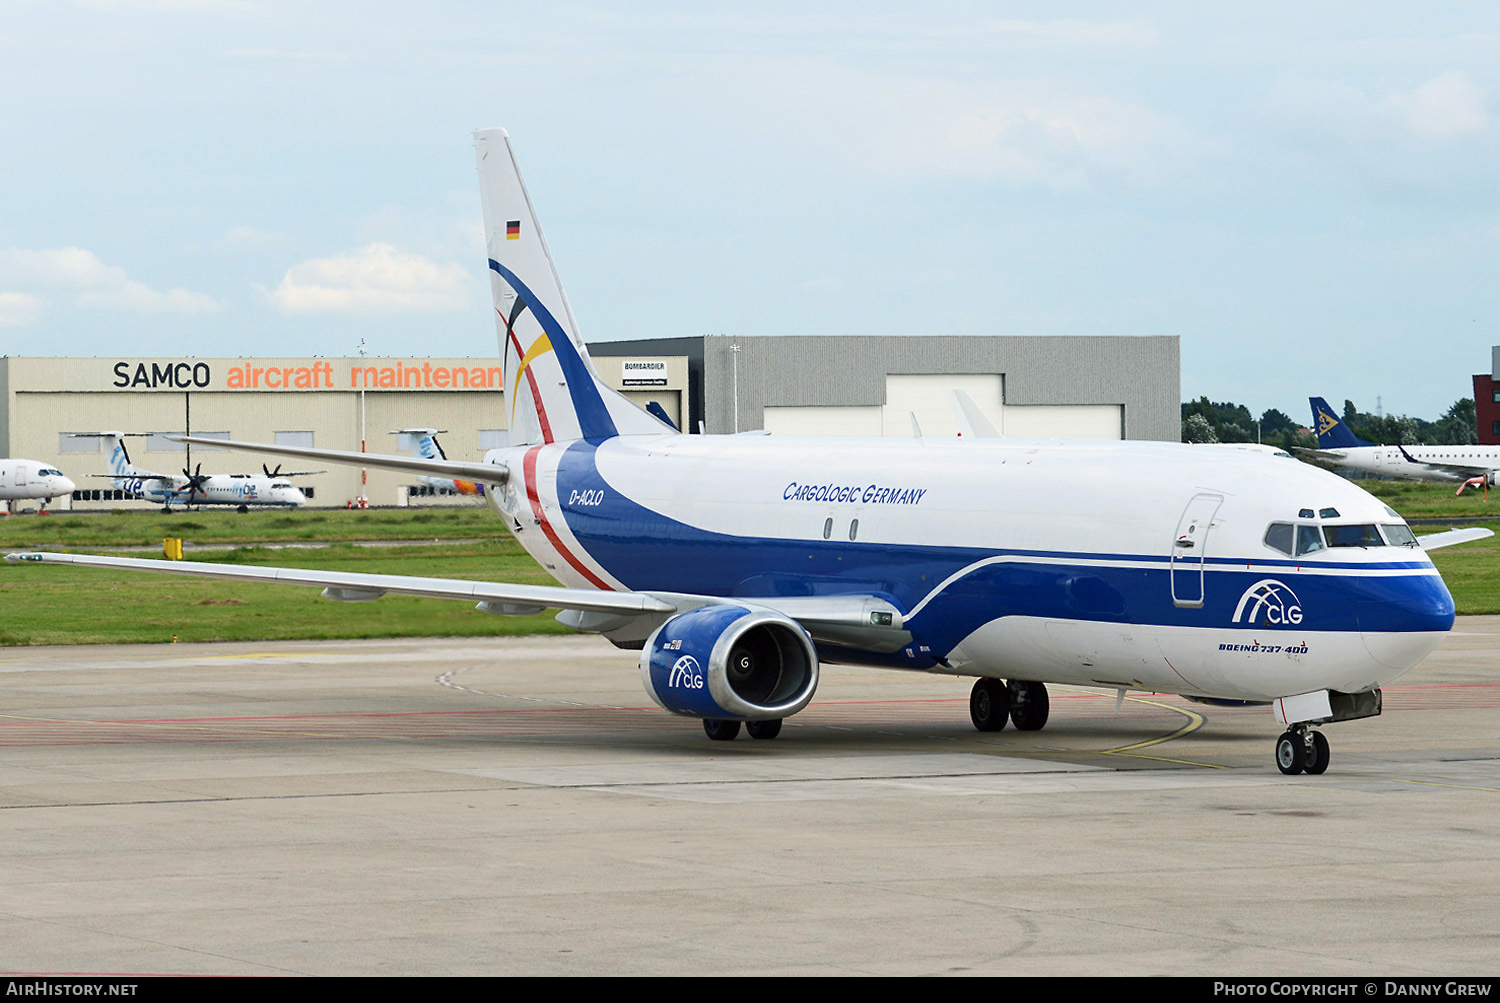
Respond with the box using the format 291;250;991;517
167;435;510;485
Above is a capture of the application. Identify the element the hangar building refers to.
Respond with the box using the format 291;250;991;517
592;335;1179;441
0;355;687;510
1;335;1179;510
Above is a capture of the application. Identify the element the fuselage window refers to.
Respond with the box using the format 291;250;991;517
1296;525;1326;556
1382;523;1418;547
849;518;859;541
1325;524;1384;548
1263;522;1294;556
822;517;833;540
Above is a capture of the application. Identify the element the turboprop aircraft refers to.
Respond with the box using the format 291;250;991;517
9;130;1489;775
0;459;75;513
1300;396;1500;488
392;429;485;497
77;433;314;513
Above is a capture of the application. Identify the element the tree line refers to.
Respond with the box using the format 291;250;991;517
1181;398;1478;449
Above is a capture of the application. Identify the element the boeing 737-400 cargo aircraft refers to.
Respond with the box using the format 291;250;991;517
10;131;1488;774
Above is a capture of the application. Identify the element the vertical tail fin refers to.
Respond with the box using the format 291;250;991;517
1309;397;1374;449
393;428;447;461
474;128;673;445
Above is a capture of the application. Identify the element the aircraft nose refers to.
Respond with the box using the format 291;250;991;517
57;476;77;494
1356;575;1455;671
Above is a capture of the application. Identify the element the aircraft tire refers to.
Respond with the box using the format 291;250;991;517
703;719;741;741
746;719;782;740
1275;731;1305;775
1305;731;1330;775
1009;681;1050;731
237;505;249;514
970;677;1011;732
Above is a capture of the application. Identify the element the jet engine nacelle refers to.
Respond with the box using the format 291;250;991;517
640;604;819;721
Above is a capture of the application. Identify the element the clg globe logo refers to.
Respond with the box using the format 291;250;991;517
668;654;705;690
1232;579;1304;626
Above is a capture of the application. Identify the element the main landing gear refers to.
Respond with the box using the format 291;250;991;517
1275;726;1330;775
702;719;783;741
970;678;1051;733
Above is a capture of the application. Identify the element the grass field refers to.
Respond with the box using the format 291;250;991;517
1;487;1498;645
0;504;499;548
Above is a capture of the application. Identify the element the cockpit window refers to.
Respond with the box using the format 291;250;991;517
1264;523;1294;556
1298;508;1315;519
1318;507;1340;519
1324;524;1384;548
1382;523;1418;547
1296;525;1326;556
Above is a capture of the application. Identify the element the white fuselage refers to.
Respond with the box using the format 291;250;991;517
114;472;306;509
0;459;76;503
481;434;1453;704
1325;444;1500;482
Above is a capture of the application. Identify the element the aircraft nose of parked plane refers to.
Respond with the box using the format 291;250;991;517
1356;573;1455;673
55;475;77;495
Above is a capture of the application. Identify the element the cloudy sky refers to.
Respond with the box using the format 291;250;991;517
2;1;1497;424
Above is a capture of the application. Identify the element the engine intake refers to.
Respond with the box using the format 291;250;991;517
640;605;819;721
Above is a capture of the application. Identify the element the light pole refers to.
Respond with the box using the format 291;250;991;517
357;338;368;508
730;342;740;434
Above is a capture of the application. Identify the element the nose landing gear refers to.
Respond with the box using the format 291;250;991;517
1275;727;1330;775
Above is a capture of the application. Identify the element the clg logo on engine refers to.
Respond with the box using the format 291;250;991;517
667;654;705;690
1232;579;1304;626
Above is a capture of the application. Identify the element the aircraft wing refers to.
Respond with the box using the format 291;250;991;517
1416;527;1494;551
1290;446;1348;462
86;473;179;484
4;552;910;650
166;435;510;485
7;551;672;615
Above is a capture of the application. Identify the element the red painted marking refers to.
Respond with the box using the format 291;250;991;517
501;310;554;444
523;445;614;590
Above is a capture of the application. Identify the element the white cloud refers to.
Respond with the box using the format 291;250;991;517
1270;71;1491;143
0;247;219;315
0;247;123;289
0;292;44;327
750;65;1186;186
78;280;219;313
1386;71;1488;137
268;243;471;314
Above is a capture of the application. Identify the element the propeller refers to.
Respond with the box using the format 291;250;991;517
181;463;210;494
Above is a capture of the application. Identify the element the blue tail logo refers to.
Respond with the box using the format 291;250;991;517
1309;397;1374;449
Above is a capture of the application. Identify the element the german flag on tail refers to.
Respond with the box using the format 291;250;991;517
506;220;521;240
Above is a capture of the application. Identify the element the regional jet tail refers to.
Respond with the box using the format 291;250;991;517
392;429;484;497
1309;397;1375;451
14;129;1496;778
